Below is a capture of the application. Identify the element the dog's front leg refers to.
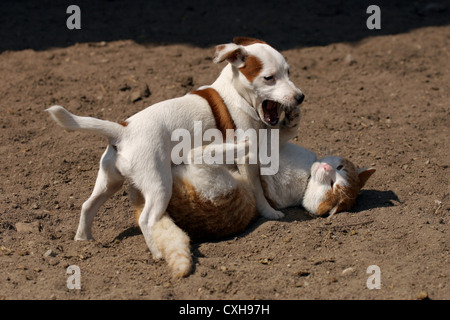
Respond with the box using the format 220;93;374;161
248;164;284;219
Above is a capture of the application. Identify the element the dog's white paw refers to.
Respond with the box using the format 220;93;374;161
260;207;285;220
74;231;94;241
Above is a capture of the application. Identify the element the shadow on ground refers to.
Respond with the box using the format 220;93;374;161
1;0;448;52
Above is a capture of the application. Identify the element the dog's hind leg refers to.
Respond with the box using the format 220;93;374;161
75;145;124;240
134;154;173;259
132;188;192;277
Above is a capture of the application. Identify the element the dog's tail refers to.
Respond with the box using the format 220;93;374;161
45;105;124;141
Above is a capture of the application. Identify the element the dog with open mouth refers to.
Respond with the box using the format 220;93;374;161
46;37;304;260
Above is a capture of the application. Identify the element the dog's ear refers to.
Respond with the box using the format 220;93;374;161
213;43;248;68
233;37;267;46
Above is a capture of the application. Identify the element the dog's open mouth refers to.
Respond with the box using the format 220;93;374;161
262;100;282;126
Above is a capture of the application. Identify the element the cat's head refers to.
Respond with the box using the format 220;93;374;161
303;156;376;217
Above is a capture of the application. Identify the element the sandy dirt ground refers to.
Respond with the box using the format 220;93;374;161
0;1;449;300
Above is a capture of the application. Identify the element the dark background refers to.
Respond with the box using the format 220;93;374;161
0;0;448;52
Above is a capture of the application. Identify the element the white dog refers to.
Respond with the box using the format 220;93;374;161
46;37;304;258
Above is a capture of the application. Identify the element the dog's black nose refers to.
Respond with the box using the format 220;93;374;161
295;93;305;105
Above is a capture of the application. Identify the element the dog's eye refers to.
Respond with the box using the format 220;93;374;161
264;75;274;81
336;165;343;170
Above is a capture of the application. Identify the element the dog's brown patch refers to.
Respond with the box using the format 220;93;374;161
119;121;128;127
239;55;264;83
191;88;236;137
233;37;267;46
216;44;226;51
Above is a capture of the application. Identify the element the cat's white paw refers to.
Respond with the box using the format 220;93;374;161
260;207;285;219
282;106;301;128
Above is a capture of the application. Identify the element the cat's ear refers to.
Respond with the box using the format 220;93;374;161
358;168;376;189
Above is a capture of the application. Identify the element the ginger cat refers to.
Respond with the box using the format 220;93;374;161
133;140;375;278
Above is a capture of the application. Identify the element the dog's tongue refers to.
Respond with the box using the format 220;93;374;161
263;100;279;126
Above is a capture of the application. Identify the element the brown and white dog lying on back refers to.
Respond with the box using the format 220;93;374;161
46;37;304;261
